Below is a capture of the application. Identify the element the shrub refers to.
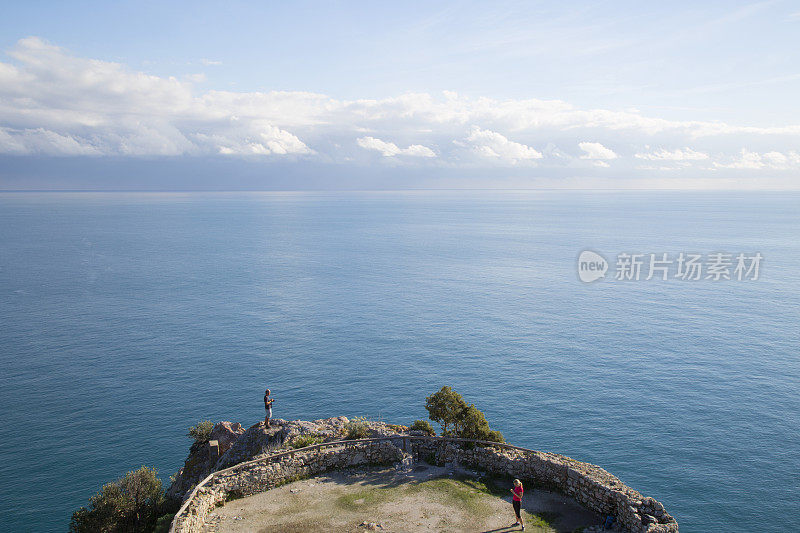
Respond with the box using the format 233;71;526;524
410;419;435;436
425;386;503;443
153;513;174;533
69;466;176;533
344;416;371;439
289;433;325;449
187;420;214;444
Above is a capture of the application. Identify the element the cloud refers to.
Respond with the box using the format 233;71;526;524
199;122;313;156
461;126;542;163
2;36;800;185
714;148;800;169
0;127;102;155
356;136;435;157
579;142;617;160
201;59;222;66
635;147;709;161
0;37;311;157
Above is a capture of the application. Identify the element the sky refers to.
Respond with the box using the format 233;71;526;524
1;0;800;190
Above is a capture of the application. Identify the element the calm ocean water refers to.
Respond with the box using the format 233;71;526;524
0;191;798;532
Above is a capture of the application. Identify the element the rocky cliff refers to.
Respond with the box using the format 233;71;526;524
167;417;404;500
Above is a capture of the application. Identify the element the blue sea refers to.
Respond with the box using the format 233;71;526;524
0;191;798;533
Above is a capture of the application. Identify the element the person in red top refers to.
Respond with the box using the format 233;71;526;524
510;478;524;530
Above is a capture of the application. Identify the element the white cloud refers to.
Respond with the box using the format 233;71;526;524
635;147;709;161
579;142;617;160
0;126;105;155
1;36;800;183
356;136;435;157
0;37;311;157
462;126;542;163
198;122;313;156
201;59;222;66
714;149;800;170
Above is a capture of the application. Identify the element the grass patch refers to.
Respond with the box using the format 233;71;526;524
335;488;392;510
406;477;492;516
289;434;325;449
335;475;558;531
521;510;558;532
440;475;559;532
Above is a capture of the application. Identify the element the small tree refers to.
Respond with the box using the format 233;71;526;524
425;386;468;435
458;405;504;443
425;386;504;443
187;420;214;444
70;466;170;533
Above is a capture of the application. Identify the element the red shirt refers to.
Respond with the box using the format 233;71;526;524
513;485;523;501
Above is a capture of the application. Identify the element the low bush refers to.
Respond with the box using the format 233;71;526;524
344;416;371;439
152;513;174;533
187;420;214;444
289;433;325;449
410;419;436;435
69;466;178;533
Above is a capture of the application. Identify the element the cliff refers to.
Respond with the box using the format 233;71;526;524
167;416;404;500
167;418;678;533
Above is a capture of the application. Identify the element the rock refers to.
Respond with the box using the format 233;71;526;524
211;421;245;456
166;421;246;501
215;420;287;469
167;416;403;500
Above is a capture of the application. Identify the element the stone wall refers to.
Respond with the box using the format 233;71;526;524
170;436;678;533
170;439;404;533
410;439;678;533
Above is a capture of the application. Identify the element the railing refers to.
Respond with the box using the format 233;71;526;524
168;434;528;532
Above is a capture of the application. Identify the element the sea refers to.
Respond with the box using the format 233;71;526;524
0;190;798;532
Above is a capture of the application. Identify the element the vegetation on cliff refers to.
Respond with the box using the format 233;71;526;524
69;466;177;533
70;386;501;531
410;419;436;435
187;420;214;444
425;386;504;443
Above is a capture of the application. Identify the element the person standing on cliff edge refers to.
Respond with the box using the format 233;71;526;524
264;389;275;427
510;478;524;530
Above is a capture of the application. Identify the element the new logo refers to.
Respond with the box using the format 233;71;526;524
577;250;608;283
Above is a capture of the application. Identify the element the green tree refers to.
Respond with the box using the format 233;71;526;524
425;386;504;443
425;386;468;435
187;420;214;444
70;466;174;533
458;405;504;443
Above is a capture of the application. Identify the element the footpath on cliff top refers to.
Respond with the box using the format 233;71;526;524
169;417;618;532
202;463;601;532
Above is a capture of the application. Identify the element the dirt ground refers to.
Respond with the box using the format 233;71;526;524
202;463;601;533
